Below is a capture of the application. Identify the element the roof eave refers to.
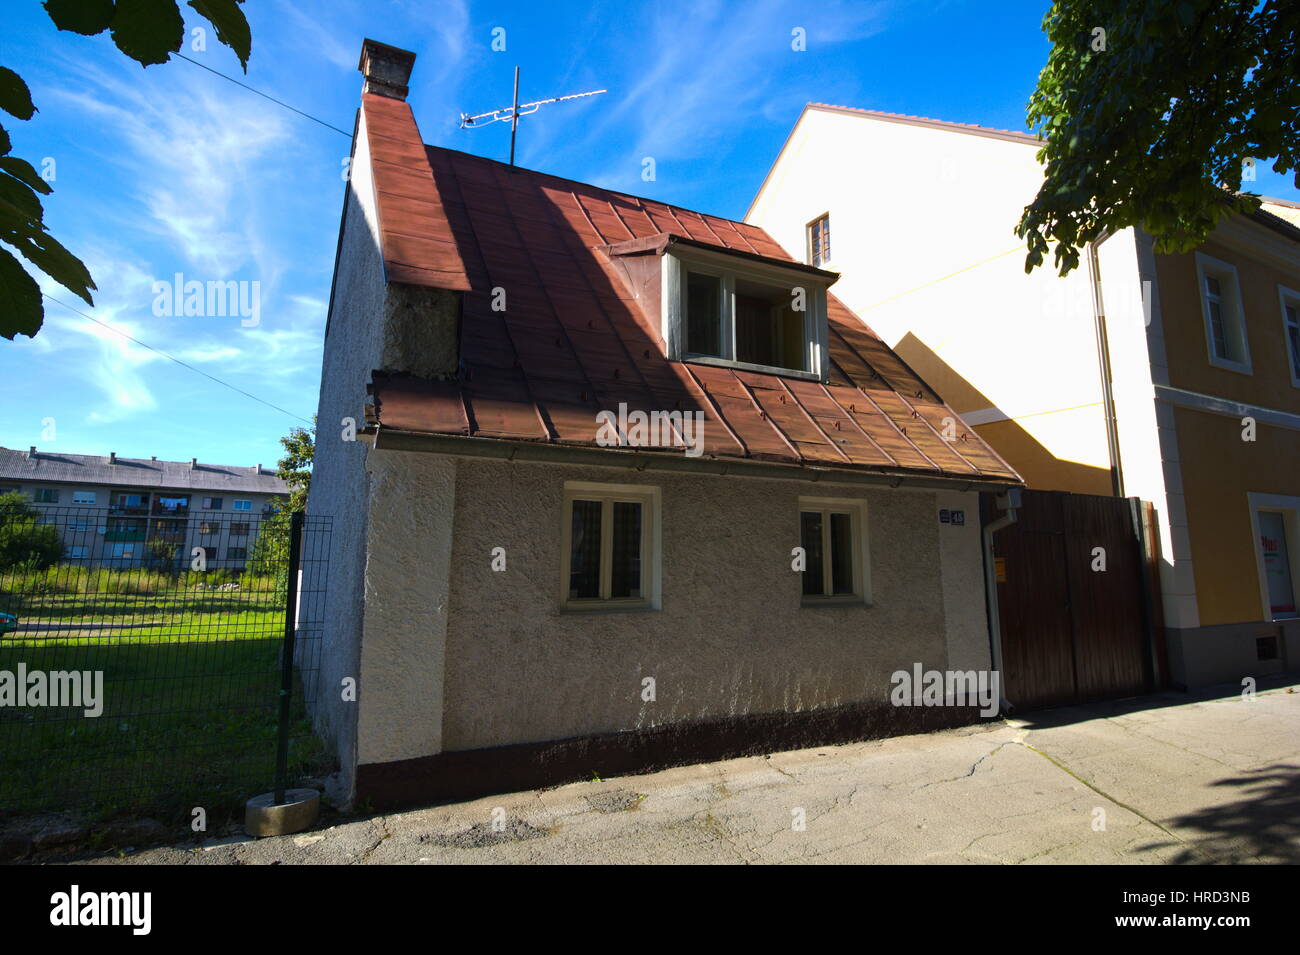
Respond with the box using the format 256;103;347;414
372;427;1023;492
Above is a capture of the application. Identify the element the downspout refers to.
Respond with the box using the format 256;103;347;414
982;487;1021;713
1087;237;1125;497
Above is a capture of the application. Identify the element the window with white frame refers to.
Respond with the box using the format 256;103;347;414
807;213;831;268
66;545;90;559
799;497;869;603
72;490;96;505
1195;253;1251;372
561;483;659;610
233;499;252;511
1250;495;1300;622
1279;286;1300;386
663;245;831;380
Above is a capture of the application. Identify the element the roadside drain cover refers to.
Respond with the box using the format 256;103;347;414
424;818;547;848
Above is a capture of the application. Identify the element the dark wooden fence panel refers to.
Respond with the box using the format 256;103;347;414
990;489;1159;711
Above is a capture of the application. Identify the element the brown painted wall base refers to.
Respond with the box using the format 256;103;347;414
355;701;990;811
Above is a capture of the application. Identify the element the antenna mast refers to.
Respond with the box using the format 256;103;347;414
460;67;607;167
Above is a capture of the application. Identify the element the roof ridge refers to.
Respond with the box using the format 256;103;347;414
805;102;1041;145
422;142;762;233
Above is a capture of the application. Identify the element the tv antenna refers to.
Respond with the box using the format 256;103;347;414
459;67;607;167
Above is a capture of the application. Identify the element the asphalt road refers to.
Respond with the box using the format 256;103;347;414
77;680;1300;865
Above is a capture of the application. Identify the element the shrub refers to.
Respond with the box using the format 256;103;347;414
0;492;64;571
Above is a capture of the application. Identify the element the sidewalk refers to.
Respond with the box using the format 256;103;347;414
80;680;1300;865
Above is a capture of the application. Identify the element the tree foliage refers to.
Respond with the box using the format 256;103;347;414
248;421;314;585
1018;0;1299;275
1;0;253;340
0;491;64;571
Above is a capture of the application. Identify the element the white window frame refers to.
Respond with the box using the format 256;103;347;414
560;481;661;612
798;496;871;606
232;499;252;511
1278;285;1300;388
1195;252;1252;374
66;545;90;559
806;212;831;268
1248;493;1300;622
662;245;831;381
72;490;97;505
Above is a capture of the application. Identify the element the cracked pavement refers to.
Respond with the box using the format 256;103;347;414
76;681;1300;865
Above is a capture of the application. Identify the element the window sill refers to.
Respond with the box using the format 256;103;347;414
1207;356;1253;376
561;600;659;615
801;596;872;609
682;354;821;382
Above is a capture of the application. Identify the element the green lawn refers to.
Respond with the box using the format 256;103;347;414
0;586;330;822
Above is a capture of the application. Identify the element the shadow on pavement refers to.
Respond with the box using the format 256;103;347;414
1160;762;1300;864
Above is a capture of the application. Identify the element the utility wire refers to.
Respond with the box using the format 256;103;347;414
174;52;352;139
856;246;1023;312
43;293;314;425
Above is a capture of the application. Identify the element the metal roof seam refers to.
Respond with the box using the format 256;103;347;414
817;381;899;468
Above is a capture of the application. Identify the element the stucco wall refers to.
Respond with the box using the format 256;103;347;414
935;489;991;672
423;455;983;752
1174;405;1300;626
355;450;455;765
302;107;388;788
1157;239;1300;413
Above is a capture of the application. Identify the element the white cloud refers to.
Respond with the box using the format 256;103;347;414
563;0;892;189
45;57;290;277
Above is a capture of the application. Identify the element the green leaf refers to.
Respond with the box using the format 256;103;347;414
0;157;53;195
0;248;43;339
0;68;36;121
5;228;95;306
110;0;185;67
0;123;10;156
0;173;44;222
44;0;117;35
188;0;250;70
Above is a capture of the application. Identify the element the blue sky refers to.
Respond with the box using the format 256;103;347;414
3;0;1297;469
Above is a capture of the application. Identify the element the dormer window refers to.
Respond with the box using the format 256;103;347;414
660;240;833;380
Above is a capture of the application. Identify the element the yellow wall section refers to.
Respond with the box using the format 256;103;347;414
1157;241;1300;413
974;419;1112;495
1175;406;1300;626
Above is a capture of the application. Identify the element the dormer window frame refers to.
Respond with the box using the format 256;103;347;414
661;243;832;383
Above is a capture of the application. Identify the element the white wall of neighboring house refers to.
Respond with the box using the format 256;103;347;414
747;107;1111;489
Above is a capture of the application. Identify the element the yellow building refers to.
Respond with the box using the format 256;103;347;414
748;105;1300;686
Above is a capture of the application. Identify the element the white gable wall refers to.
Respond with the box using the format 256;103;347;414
748;108;1112;489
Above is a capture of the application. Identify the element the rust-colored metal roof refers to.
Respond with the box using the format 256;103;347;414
359;96;1020;485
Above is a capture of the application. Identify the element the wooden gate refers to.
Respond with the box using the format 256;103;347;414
985;490;1165;711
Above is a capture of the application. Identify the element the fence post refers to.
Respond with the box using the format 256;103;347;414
274;510;304;805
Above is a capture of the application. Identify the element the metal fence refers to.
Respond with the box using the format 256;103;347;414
0;503;332;823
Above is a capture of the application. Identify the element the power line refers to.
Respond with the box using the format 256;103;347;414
174;52;352;139
856;246;1023;312
43;293;313;425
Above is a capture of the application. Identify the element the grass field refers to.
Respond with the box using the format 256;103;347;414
0;571;330;823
